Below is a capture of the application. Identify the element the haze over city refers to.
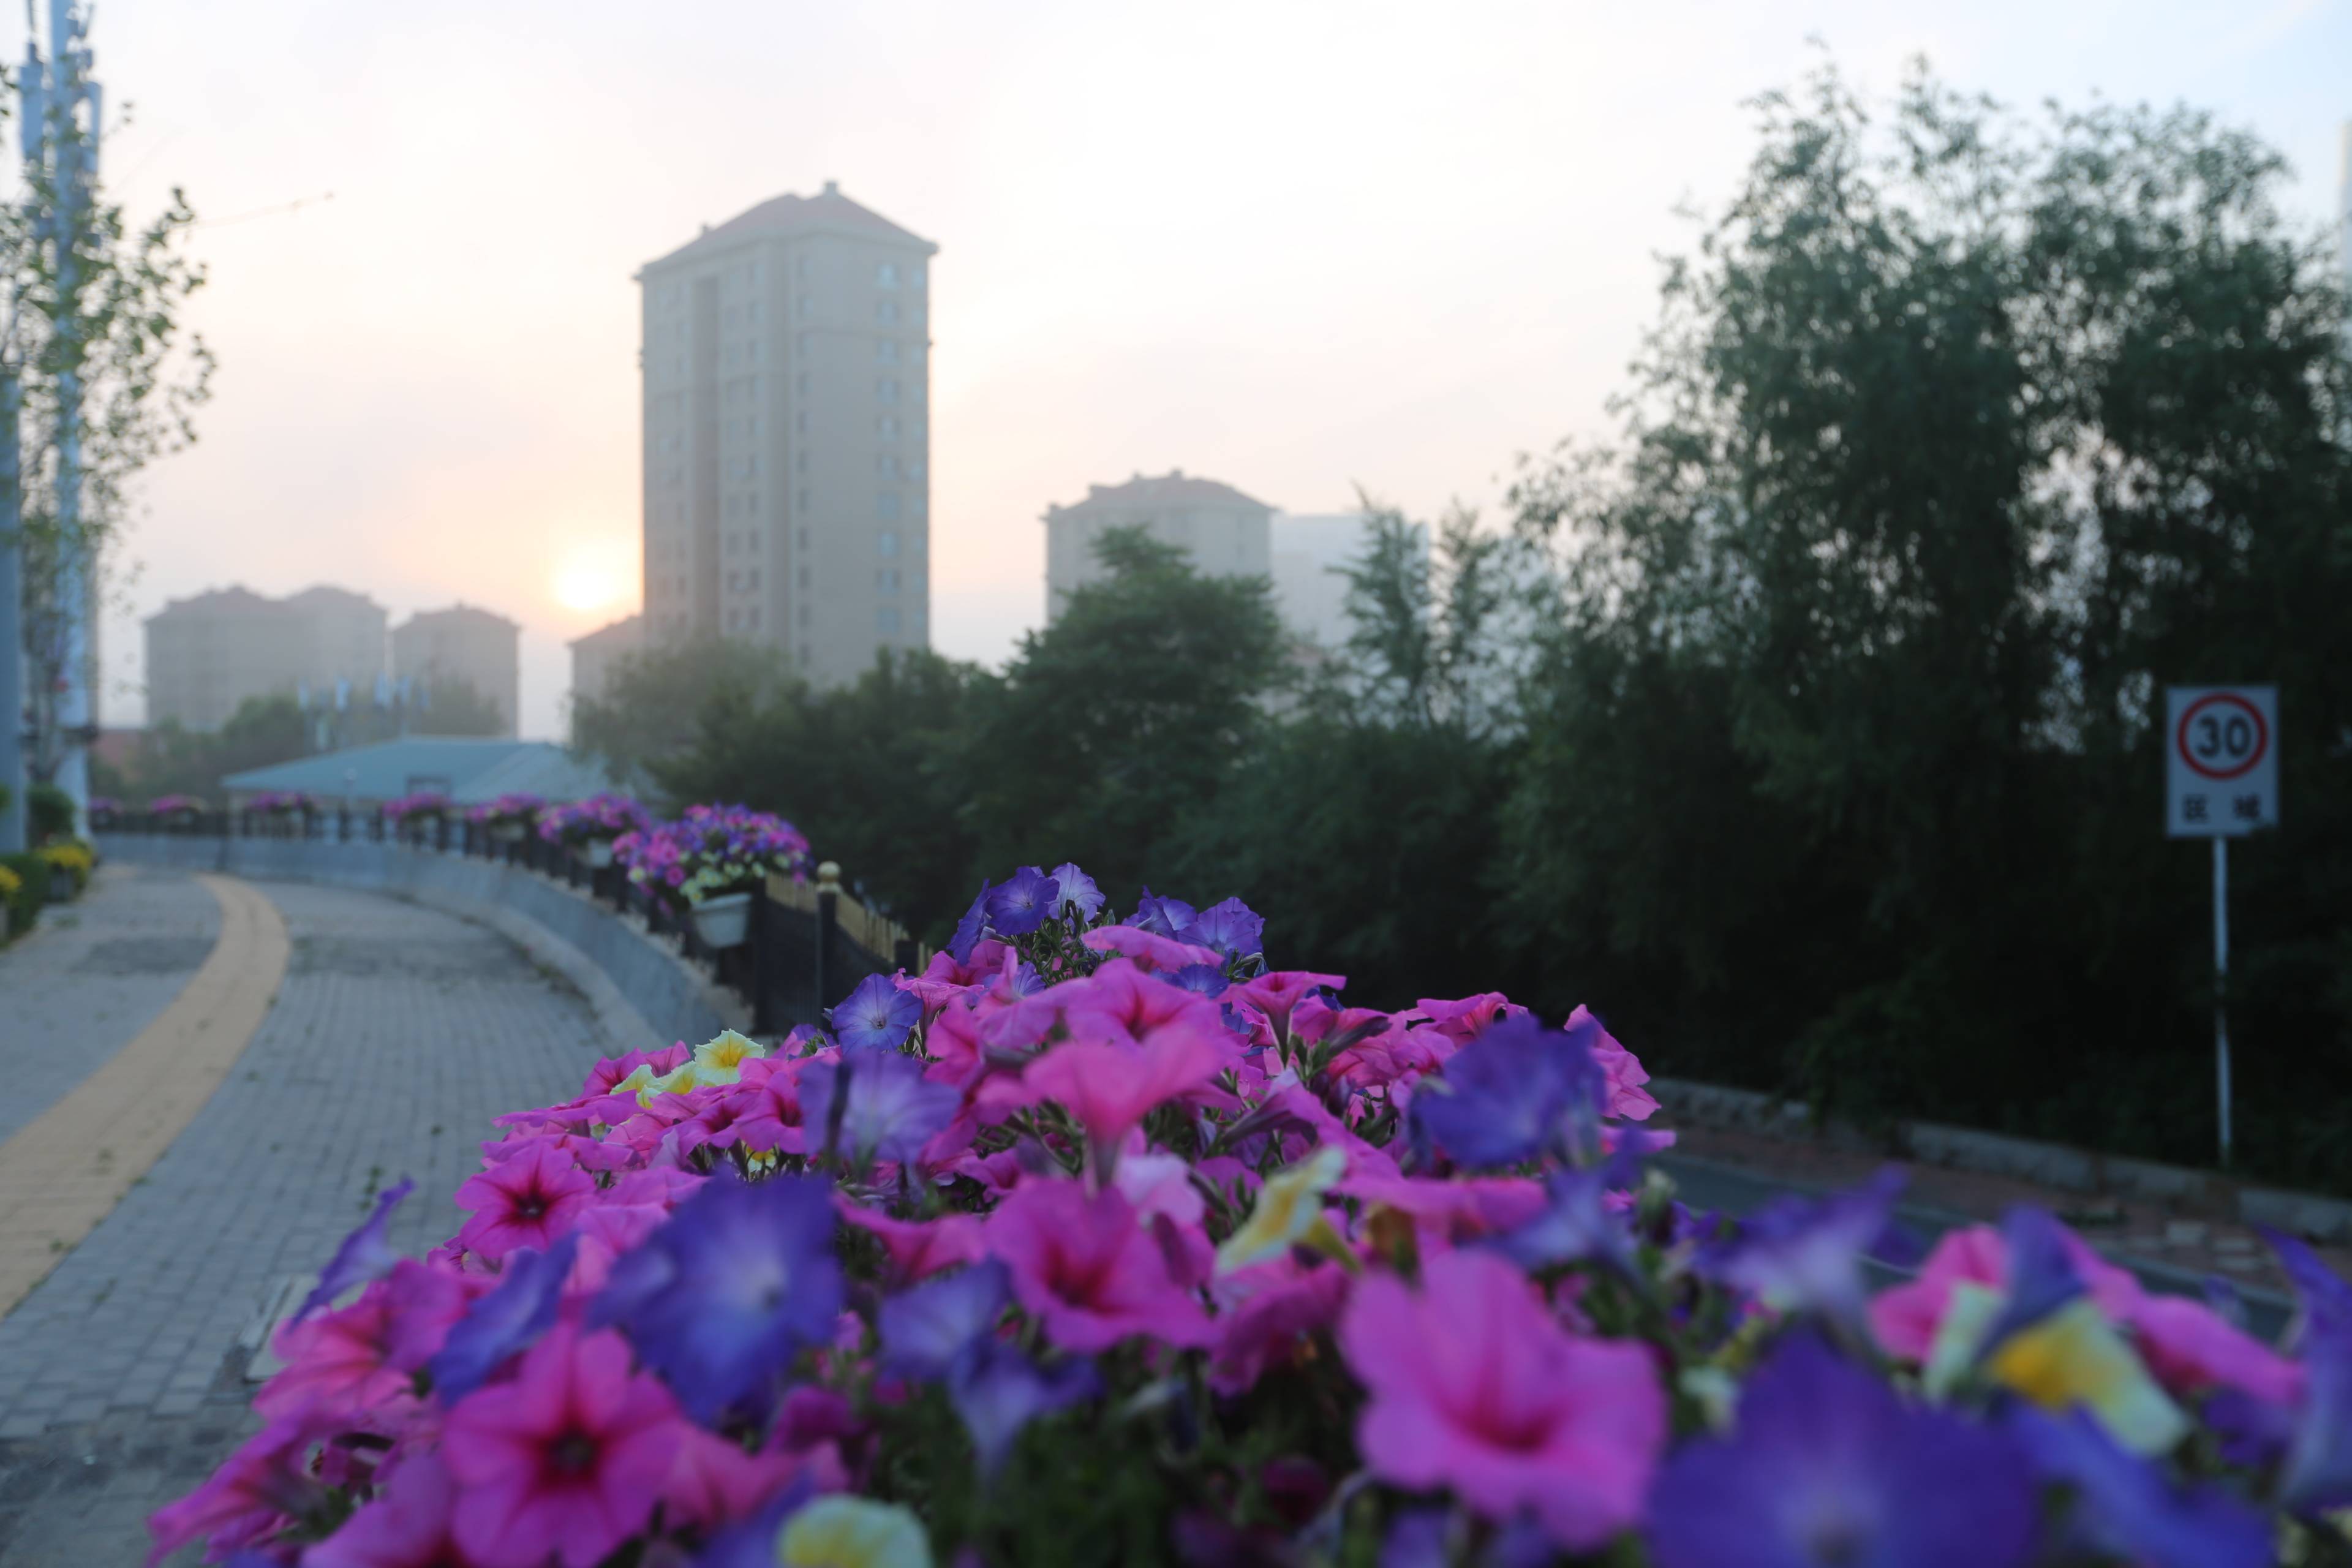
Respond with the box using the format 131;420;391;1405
57;0;2352;737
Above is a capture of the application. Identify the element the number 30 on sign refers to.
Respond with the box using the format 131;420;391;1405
2166;685;2278;837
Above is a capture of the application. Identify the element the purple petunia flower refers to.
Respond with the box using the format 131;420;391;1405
1131;888;1198;940
1648;1331;2037;1568
430;1234;579;1403
799;1051;961;1174
2008;1406;2271;1568
949;881;992;962
1185;897;1264;959
831;973;921;1052
1049;862;1104;922
877;1258;1096;1477
689;1476;815;1568
2272;1234;2352;1515
1408;1011;1608;1170
1698;1167;1905;1328
293;1178;414;1322
880;1261;1012;1381
985;867;1058;938
1167;962;1230;999
1490;1157;1642;1277
590;1172;842;1423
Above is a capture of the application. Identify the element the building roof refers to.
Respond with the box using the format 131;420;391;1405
146;586;287;623
285;585;384;612
396;603;520;635
1045;470;1275;520
644;183;938;273
570;614;644;652
222;738;617;805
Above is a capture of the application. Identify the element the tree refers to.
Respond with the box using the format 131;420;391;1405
121;694;312;804
1500;60;2352;1180
655;649;985;936
570;638;790;799
409;675;507;738
961;529;1287;911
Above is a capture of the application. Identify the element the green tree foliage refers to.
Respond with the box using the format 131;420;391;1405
407;675;508;738
1500;62;2352;1178
119;693;314;803
960;529;1287;910
654;649;984;935
570;638;790;797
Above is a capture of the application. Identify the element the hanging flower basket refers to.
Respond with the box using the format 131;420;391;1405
688;891;753;949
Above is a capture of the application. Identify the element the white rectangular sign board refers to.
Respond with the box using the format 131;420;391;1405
2166;685;2278;838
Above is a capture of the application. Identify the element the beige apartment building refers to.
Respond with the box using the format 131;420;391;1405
638;183;937;687
1042;471;1275;623
144;584;388;732
392;604;521;736
568;613;643;717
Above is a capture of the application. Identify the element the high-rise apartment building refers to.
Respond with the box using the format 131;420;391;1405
1042;470;1274;623
144;584;388;732
568;613;643;718
638;183;937;687
392;604;521;736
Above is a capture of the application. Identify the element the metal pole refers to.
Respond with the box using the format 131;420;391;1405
2214;835;2232;1169
47;0;92;837
0;366;23;853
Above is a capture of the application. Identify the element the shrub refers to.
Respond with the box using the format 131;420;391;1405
155;855;2328;1568
0;852;50;938
26;782;74;840
35;839;92;896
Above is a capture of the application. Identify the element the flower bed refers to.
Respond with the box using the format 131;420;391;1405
536;791;651;852
466;793;546;834
616;802;810;910
156;862;2338;1568
247;790;316;816
382;791;452;828
36;839;92;896
147;793;206;820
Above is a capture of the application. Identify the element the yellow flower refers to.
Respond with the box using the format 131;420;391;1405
696;1028;768;1072
0;865;20;899
1927;1281;2187;1455
777;1496;933;1568
1216;1146;1349;1275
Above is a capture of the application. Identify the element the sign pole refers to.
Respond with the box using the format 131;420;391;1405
2212;835;2231;1169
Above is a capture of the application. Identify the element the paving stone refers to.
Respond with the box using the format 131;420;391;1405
0;880;602;1435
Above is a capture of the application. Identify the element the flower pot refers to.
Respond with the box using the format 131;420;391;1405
587;839;616;869
690;891;753;949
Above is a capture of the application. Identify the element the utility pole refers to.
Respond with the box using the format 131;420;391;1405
0;366;21;852
13;1;99;836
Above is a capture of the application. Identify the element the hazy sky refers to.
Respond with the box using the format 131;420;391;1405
49;0;2352;739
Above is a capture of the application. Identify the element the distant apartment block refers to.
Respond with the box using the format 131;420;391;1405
1269;512;1424;647
1042;470;1273;624
638;182;938;688
568;613;643;717
391;605;521;736
143;584;387;733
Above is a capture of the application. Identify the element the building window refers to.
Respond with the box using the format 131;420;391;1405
876;379;899;404
876;414;900;438
796;487;810;512
796;411;808;433
875;299;899;325
796;331;810;355
876;339;899;363
797;527;810;549
876;568;900;592
877;607;901;635
796;372;810;395
876;454;900;480
878;531;899;557
876;491;901;520
876;262;898;288
797;295;812;320
913;495;929;520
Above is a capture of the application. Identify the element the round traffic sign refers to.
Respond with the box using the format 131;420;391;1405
2176;693;2269;781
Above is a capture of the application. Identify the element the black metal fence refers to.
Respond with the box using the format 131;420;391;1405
94;806;922;1038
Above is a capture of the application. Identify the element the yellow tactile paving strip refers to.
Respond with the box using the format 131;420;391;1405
0;873;288;1317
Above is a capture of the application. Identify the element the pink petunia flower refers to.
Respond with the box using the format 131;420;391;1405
442;1325;687;1568
300;1452;462;1568
148;1408;339;1566
658;1424;815;1531
1023;1028;1229;1172
1232;970;1348;1038
1079;924;1226;975
1339;1248;1665;1550
454;1140;596;1261
1869;1223;2300;1406
258;1287;418;1422
1570;1005;1661;1121
1209;1258;1352;1395
987;1179;1215;1352
838;1200;987;1284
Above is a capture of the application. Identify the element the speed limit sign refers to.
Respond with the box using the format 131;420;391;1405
2166;685;2277;837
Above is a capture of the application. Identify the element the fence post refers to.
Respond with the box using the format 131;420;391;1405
814;860;841;1020
750;886;778;1035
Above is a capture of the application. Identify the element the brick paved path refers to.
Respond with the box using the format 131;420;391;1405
0;864;221;1145
0;878;614;1564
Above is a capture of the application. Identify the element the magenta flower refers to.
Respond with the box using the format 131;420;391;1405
257;1289;416;1422
1338;1248;1665;1550
441;1325;686;1568
300;1452;463;1568
454;1140;595;1261
147;1409;337;1566
293;1178;413;1322
1023;1028;1227;1173
986;1180;1214;1352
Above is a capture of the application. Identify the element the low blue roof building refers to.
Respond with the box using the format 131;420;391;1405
222;738;618;807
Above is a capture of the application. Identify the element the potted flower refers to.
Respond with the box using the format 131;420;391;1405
382;791;451;841
248;789;314;817
618;802;810;948
86;796;120;829
467;792;545;845
148;793;206;831
537;792;650;868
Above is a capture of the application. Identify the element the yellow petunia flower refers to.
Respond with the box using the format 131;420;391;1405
777;1496;933;1568
696;1028;769;1072
1926;1280;2187;1455
1216;1146;1349;1275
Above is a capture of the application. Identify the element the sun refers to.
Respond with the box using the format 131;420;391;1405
552;543;631;613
